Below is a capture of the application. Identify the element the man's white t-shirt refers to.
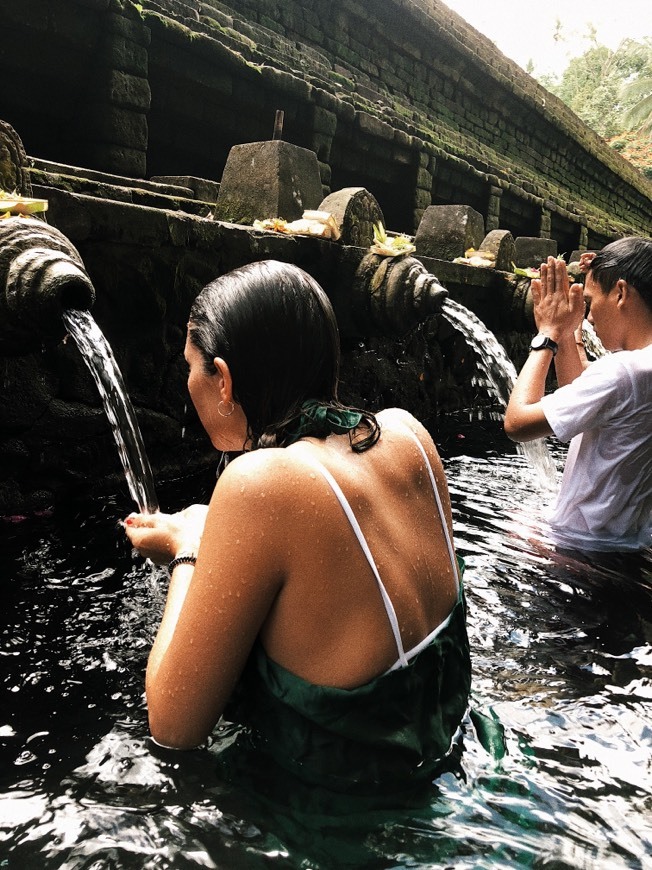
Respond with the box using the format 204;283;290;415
540;345;652;552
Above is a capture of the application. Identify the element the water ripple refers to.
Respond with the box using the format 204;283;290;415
1;425;651;868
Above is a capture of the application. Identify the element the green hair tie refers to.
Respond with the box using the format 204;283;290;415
288;399;363;443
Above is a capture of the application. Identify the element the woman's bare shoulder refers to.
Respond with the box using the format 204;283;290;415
377;408;432;441
213;447;318;505
377;408;443;469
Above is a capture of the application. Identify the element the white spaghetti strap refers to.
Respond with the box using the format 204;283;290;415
402;428;460;589
301;457;409;668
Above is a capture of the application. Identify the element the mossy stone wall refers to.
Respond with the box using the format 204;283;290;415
1;0;651;249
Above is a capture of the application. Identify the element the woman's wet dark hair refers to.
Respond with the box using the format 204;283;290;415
188;260;379;451
589;236;652;309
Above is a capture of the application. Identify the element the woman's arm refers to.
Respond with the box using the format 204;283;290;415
127;455;287;749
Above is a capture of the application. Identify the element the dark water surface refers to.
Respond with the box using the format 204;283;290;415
1;418;651;869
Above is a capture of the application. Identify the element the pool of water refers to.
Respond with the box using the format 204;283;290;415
1;417;651;869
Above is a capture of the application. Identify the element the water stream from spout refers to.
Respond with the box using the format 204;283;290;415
62;308;158;514
441;297;558;488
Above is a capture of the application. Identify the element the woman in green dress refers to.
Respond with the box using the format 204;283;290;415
124;259;470;793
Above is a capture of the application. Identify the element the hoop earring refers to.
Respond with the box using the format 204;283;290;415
218;400;235;418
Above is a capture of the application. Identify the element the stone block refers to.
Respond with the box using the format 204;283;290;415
414;188;432;209
213;140;323;224
89;105;148;151
355;111;394;141
160;0;200;21
313;106;338;137
107;10;151;45
99;35;148;76
150;176;220;202
262;66;312;102
416;167;432;189
105;70;151;112
480;229;514;272
415;205;484;261
86;142;146;178
513;237;558;269
319;187;384;247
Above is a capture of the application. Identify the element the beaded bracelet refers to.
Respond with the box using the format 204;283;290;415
168;552;197;574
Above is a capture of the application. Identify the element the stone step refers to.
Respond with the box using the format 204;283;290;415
29;179;211;217
29;157;194;198
150;175;220;203
161;1;355;94
27;160;216;217
146;0;200;22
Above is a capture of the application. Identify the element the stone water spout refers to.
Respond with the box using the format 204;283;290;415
353;253;449;336
0;216;96;352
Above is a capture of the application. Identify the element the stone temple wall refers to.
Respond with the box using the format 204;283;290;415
1;0;651;252
1;0;651;514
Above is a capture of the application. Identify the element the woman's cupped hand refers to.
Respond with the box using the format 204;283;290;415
123;504;209;565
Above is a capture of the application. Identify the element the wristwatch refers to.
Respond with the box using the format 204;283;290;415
530;333;558;357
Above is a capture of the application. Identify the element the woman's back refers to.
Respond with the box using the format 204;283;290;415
255;408;460;688
222;409;469;790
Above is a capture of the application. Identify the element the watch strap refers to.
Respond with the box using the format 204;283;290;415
530;334;558;357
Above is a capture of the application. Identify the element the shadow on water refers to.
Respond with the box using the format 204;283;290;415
1;416;651;869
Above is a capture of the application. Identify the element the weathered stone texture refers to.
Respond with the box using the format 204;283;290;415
2;0;652;514
480;230;515;273
319;188;384;247
416;205;485;261
4;0;650;244
514;237;558;269
214;140;324;223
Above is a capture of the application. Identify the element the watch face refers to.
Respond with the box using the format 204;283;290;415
530;334;558;354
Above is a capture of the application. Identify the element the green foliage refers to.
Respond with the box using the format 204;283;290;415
541;43;640;137
535;34;652;174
